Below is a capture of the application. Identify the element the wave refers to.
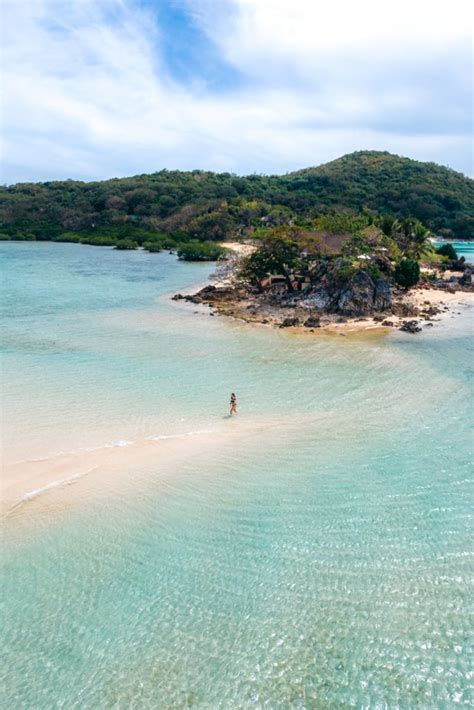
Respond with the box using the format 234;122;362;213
7;429;215;467
146;429;214;441
3;428;219;516
4;466;99;516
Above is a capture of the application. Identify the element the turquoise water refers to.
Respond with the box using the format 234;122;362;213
1;243;473;707
433;240;474;262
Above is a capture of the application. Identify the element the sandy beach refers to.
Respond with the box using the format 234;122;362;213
205;242;474;334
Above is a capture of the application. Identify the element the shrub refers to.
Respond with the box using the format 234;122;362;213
115;239;138;250
436;243;457;260
0;233;11;240
334;265;357;283
143;241;163;253
52;232;82;243
367;263;382;281
394;258;420;288
176;242;226;261
144;235;179;252
81;235;117;246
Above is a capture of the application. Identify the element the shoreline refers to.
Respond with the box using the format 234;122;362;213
200;291;474;336
3;246;473;518
174;241;474;335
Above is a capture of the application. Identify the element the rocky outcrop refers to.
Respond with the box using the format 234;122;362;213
280;317;300;328
373;278;393;311
304;316;321;328
338;270;375;316
399;320;422;333
392;302;418;317
180;285;242;305
299;287;332;311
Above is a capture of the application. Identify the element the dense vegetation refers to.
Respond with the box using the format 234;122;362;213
237;214;445;294
1;152;472;259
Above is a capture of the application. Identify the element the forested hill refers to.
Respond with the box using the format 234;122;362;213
1;151;473;243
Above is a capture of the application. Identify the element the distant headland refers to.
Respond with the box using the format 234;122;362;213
1;152;473;251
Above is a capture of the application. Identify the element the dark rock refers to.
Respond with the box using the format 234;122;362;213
279;317;300;328
382;320;395;326
426;322;434;327
392;302;419;317
374;278;393;311
338;270;375;315
373;315;385;322
185;295;203;304
373;255;395;274
304;316;321;328
172;293;184;301
399;320;422;333
300;287;332;311
422;305;440;317
453;257;466;271
460;269;472;286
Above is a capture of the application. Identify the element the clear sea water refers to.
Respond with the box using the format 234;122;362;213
1;242;473;708
434;240;474;262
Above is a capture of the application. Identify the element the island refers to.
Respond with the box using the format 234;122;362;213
174;221;474;334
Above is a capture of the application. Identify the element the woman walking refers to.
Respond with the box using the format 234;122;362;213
230;392;237;416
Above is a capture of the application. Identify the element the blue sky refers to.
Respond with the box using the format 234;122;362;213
1;0;472;183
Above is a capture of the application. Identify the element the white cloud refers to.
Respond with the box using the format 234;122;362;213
0;0;472;183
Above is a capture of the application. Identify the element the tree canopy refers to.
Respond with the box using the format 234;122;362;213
1;151;472;246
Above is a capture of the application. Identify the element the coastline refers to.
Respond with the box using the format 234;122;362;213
177;243;474;335
3;244;472;518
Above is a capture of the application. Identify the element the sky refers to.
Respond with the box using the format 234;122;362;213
1;0;472;183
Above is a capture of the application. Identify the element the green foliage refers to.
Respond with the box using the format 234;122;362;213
311;213;371;234
143;241;163;253
436;243;457;260
390;218;431;258
81;235;117;246
239;236;302;292
0;233;12;240
334;265;358;283
0;152;471;244
394;258;420;288
366;263;382;281
184;210;234;242
176;242;226;261
52;232;82;243
115;239;138;250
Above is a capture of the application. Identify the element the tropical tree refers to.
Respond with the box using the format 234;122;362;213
394;258;420;288
391;218;431;259
436;243;457;261
238;235;301;293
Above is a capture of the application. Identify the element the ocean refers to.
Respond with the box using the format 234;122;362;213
1;242;473;707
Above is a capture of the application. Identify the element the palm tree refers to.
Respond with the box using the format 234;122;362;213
391;218;431;259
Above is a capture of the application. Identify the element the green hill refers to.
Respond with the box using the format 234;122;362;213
291;151;473;238
1;151;472;243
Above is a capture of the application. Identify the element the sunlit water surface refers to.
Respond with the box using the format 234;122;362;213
1;243;473;707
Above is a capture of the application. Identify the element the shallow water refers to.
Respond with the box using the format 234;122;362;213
1;243;473;707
